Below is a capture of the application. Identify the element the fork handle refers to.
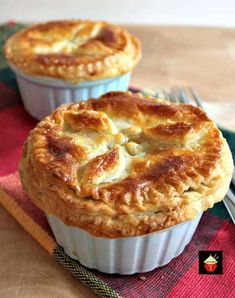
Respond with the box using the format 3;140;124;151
223;197;235;224
226;188;235;206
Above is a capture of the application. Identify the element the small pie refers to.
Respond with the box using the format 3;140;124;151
19;91;233;237
4;20;141;83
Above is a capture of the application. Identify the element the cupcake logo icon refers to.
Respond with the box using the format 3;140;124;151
203;254;219;272
199;251;223;274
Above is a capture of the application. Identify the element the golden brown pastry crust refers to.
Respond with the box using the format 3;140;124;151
4;20;141;83
19;91;234;237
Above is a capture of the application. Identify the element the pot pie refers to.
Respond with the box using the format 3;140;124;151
19;91;233;237
4;20;141;83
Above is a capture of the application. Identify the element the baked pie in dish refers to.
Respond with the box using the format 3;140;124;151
4;20;141;119
19;91;233;273
5;20;141;83
20;91;233;236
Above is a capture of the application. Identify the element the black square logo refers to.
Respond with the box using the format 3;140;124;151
199;251;223;274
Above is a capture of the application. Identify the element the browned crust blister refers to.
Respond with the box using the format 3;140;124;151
19;91;234;237
4;20;141;83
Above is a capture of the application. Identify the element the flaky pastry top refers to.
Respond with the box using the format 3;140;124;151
19;91;233;237
4;20;141;83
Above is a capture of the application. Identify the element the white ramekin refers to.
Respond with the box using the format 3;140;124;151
47;213;202;274
9;63;131;120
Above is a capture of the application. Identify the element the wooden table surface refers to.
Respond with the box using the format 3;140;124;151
1;25;235;298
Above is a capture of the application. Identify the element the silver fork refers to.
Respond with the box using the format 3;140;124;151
162;87;235;224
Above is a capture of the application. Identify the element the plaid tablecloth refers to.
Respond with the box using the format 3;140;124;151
0;23;235;298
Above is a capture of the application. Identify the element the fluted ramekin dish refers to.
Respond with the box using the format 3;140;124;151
9;63;131;120
47;212;202;275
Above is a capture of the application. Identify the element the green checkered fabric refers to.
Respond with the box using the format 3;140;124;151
0;23;26;69
53;246;121;298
